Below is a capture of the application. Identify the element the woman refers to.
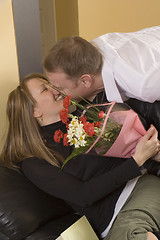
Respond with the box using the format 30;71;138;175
1;73;160;240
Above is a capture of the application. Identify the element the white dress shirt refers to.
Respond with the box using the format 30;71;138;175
91;26;160;103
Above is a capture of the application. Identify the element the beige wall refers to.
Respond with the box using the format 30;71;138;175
55;0;79;40
39;0;79;59
41;0;160;62
0;0;19;150
53;0;160;41
77;0;160;40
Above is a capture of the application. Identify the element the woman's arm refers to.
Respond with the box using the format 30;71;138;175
22;126;159;208
22;156;141;208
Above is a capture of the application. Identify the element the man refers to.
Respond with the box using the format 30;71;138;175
43;29;160;178
43;25;160;104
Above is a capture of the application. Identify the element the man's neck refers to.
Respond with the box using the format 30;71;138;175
87;73;104;102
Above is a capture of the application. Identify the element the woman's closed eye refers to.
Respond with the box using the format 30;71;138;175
41;87;48;93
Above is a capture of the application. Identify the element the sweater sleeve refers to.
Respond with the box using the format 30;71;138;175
21;155;141;207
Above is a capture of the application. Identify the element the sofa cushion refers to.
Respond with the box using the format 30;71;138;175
0;166;72;240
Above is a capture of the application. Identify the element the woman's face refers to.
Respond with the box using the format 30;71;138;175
26;78;64;124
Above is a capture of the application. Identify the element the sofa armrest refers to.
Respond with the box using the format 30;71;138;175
0;166;73;240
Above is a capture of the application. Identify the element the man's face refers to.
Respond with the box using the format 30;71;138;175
46;70;85;102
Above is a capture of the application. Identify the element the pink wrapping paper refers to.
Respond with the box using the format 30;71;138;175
85;102;147;158
103;110;146;158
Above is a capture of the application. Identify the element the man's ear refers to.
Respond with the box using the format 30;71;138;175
79;74;93;88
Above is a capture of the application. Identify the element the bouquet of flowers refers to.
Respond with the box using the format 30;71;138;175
53;95;147;168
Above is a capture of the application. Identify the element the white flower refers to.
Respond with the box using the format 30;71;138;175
67;117;87;148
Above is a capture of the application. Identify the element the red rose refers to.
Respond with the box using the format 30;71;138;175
79;116;87;124
66;121;70;130
83;122;96;137
60;109;69;124
98;111;104;119
94;121;102;128
63;133;69;146
63;95;71;109
53;129;64;143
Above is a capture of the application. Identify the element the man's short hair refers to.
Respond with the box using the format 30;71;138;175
43;36;103;79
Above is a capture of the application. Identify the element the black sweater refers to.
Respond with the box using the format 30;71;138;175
21;120;142;236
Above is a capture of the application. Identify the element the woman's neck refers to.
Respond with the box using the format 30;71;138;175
38;115;61;126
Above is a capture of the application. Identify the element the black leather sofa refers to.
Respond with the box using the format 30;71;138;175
0;165;80;240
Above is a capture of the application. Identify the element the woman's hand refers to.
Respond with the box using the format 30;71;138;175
132;125;160;167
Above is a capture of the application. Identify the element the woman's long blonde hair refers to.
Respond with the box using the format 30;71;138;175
0;73;62;169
